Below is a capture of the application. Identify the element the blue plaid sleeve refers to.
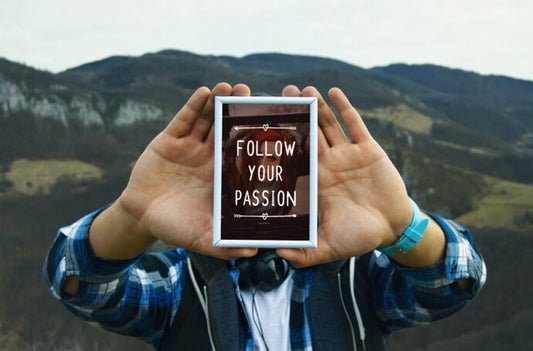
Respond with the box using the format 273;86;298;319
43;209;189;348
370;214;487;332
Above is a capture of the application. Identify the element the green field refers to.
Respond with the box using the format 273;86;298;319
3;159;102;196
455;176;533;231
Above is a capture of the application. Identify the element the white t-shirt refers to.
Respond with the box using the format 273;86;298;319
239;270;294;351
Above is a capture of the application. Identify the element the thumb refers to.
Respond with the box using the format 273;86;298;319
277;240;332;268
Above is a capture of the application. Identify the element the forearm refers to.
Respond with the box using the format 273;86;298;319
373;215;487;330
43;214;188;346
43;209;141;301
63;200;156;296
388;213;469;290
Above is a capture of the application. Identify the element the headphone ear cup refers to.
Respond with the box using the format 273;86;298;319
253;251;289;292
237;250;289;292
236;256;256;291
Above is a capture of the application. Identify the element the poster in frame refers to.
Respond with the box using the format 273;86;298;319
213;96;317;248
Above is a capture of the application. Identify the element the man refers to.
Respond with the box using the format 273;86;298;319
43;83;486;350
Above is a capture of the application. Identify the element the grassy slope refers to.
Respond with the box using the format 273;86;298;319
455;176;533;231
3;159;102;196
362;104;434;135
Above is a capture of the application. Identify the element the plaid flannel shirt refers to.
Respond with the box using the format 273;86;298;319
43;209;486;350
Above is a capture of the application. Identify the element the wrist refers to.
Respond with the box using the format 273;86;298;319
89;200;155;260
390;215;446;267
377;197;413;249
378;198;429;256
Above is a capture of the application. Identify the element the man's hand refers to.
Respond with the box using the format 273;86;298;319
89;83;257;261
277;86;417;267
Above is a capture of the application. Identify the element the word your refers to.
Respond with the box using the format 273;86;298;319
247;165;282;182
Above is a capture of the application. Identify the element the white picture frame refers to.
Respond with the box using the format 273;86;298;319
213;96;317;248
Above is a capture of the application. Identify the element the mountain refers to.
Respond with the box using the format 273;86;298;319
1;51;533;350
2;51;533;185
370;63;533;143
4;51;533;147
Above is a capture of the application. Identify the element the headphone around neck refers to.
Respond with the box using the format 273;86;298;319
236;249;289;292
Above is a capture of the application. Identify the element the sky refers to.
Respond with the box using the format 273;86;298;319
1;0;532;81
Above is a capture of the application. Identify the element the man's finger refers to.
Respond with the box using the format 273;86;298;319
203;247;259;261
302;87;349;148
282;85;302;97
316;128;329;155
232;83;251;97
205;83;250;147
164;87;211;138
276;238;332;268
282;85;330;154
328;88;371;143
190;82;233;140
281;85;328;154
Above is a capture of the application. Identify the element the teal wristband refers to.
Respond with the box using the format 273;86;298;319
378;198;429;256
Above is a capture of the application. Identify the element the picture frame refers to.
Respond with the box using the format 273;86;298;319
213;96;318;248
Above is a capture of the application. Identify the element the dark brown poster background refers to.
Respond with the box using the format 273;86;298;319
220;103;311;241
